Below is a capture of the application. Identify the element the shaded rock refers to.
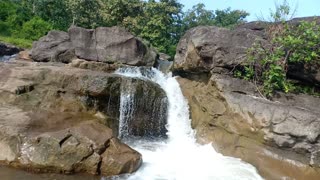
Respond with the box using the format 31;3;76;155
0;43;20;56
287;62;320;87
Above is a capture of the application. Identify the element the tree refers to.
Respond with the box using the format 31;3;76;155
182;3;249;31
33;0;72;30
182;3;215;29
214;8;249;27
135;0;183;56
19;16;52;40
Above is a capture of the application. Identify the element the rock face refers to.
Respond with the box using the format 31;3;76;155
31;26;157;66
0;60;167;175
178;75;320;179
174;17;320;180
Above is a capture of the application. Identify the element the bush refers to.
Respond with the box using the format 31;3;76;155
0;21;11;36
18;17;53;41
236;21;320;98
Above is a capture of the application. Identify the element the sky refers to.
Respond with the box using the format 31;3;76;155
179;0;320;22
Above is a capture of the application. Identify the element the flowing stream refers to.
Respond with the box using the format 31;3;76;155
112;67;263;180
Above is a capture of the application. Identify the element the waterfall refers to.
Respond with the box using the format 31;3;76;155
117;68;168;138
118;78;136;138
113;67;263;180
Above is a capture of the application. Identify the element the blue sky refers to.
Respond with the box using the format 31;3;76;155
179;0;320;21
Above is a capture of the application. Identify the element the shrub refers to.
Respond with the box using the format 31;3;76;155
236;21;320;98
18;17;53;41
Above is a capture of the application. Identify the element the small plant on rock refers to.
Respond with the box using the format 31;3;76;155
236;20;320;98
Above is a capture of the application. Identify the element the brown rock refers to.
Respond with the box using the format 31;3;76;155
101;138;142;176
31;26;158;66
17;51;31;61
0;61;173;176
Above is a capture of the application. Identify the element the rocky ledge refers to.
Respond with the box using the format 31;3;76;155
174;17;320;179
0;60;168;176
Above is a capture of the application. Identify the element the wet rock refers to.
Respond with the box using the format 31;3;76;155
119;75;168;138
177;74;320;179
0;60;173;175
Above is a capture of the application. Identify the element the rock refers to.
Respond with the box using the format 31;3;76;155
0;60;169;175
177;74;320;179
174;17;320;85
101;138;142;176
0;43;21;56
31;30;75;63
159;53;171;61
17;50;31;61
68;27;97;61
31;26;158;66
69;58;120;73
287;62;320;87
174;26;267;73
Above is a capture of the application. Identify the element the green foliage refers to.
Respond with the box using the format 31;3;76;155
0;0;16;21
239;21;320;97
182;4;249;30
0;35;32;48
214;8;249;28
182;3;215;28
18;16;53;40
270;0;293;22
136;0;183;56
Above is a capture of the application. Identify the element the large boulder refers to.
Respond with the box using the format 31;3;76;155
31;26;157;66
0;60;168;175
0;106;142;175
174;25;267;73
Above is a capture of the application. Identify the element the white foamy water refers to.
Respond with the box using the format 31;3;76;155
112;67;263;180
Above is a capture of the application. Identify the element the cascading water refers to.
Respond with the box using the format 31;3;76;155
112;67;263;180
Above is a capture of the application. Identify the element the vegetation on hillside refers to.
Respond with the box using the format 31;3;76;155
0;0;248;56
